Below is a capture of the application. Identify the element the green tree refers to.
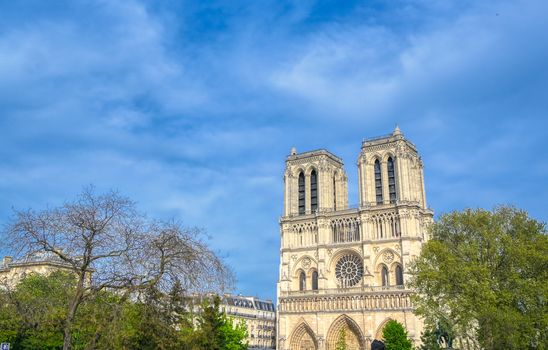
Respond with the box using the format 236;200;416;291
335;328;347;350
382;320;412;350
192;296;248;350
409;206;548;350
0;271;75;349
5;187;232;350
416;326;442;350
120;285;192;350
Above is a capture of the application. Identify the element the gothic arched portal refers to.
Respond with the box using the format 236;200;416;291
326;315;365;350
290;322;318;350
375;318;393;341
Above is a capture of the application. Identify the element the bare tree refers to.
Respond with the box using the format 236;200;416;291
4;186;233;350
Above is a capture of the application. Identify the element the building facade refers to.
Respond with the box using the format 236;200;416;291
0;252;90;288
222;295;276;350
276;127;433;350
193;293;276;349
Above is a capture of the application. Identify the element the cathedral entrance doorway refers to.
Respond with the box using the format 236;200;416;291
326;315;365;350
290;322;318;350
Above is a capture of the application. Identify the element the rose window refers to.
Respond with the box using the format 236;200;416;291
335;254;363;287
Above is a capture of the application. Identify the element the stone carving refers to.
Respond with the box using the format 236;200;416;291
302;257;311;269
383;251;395;264
317;335;325;345
327;248;333;256
373;246;380;253
291;254;297;262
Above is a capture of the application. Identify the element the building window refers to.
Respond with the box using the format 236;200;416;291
312;270;318;290
388;157;396;203
299;271;306;291
298;172;305;215
310;169;318;213
335;254;364;287
396;265;404;286
381;265;389;287
333;176;337;210
375;159;383;204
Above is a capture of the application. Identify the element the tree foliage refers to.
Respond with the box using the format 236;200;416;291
335;328;347;350
409;206;548;350
191;296;248;350
382;320;412;350
2;187;233;350
0;273;248;350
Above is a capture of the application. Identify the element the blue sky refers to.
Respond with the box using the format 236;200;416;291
1;0;547;301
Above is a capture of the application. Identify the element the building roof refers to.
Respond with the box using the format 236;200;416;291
286;148;344;164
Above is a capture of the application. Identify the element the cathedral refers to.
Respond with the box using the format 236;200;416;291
276;127;433;350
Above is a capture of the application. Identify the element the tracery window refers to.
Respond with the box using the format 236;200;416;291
381;265;389;287
388;157;397;203
312;270;318;290
310;169;318;213
396;265;404;286
335;254;364;288
298;172;305;215
299;271;306;291
374;159;383;204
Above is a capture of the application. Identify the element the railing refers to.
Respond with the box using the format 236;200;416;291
279;285;407;297
282;200;430;219
362;133;394;142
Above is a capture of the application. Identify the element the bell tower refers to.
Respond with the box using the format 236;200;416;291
283;149;348;217
357;126;427;209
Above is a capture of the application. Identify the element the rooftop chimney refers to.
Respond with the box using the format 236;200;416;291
2;256;13;267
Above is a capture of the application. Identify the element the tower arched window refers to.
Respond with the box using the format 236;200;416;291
333;175;337;210
312;270;318;290
299;271;306;291
298;172;305;215
381;265;389;287
387;157;396;204
310;169;318;213
396;265;404;286
374;160;383;204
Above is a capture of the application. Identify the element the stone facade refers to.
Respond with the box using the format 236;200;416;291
276;127;433;350
0;252;91;288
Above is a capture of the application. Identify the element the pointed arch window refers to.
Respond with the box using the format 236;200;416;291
374;160;383;204
387;157;396;204
312;270;318;290
333;175;337;210
299;271;306;291
381;265;389;287
396;265;404;286
310;169;318;213
298;172;305;215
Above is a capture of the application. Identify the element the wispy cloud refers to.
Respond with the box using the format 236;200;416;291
1;0;547;300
